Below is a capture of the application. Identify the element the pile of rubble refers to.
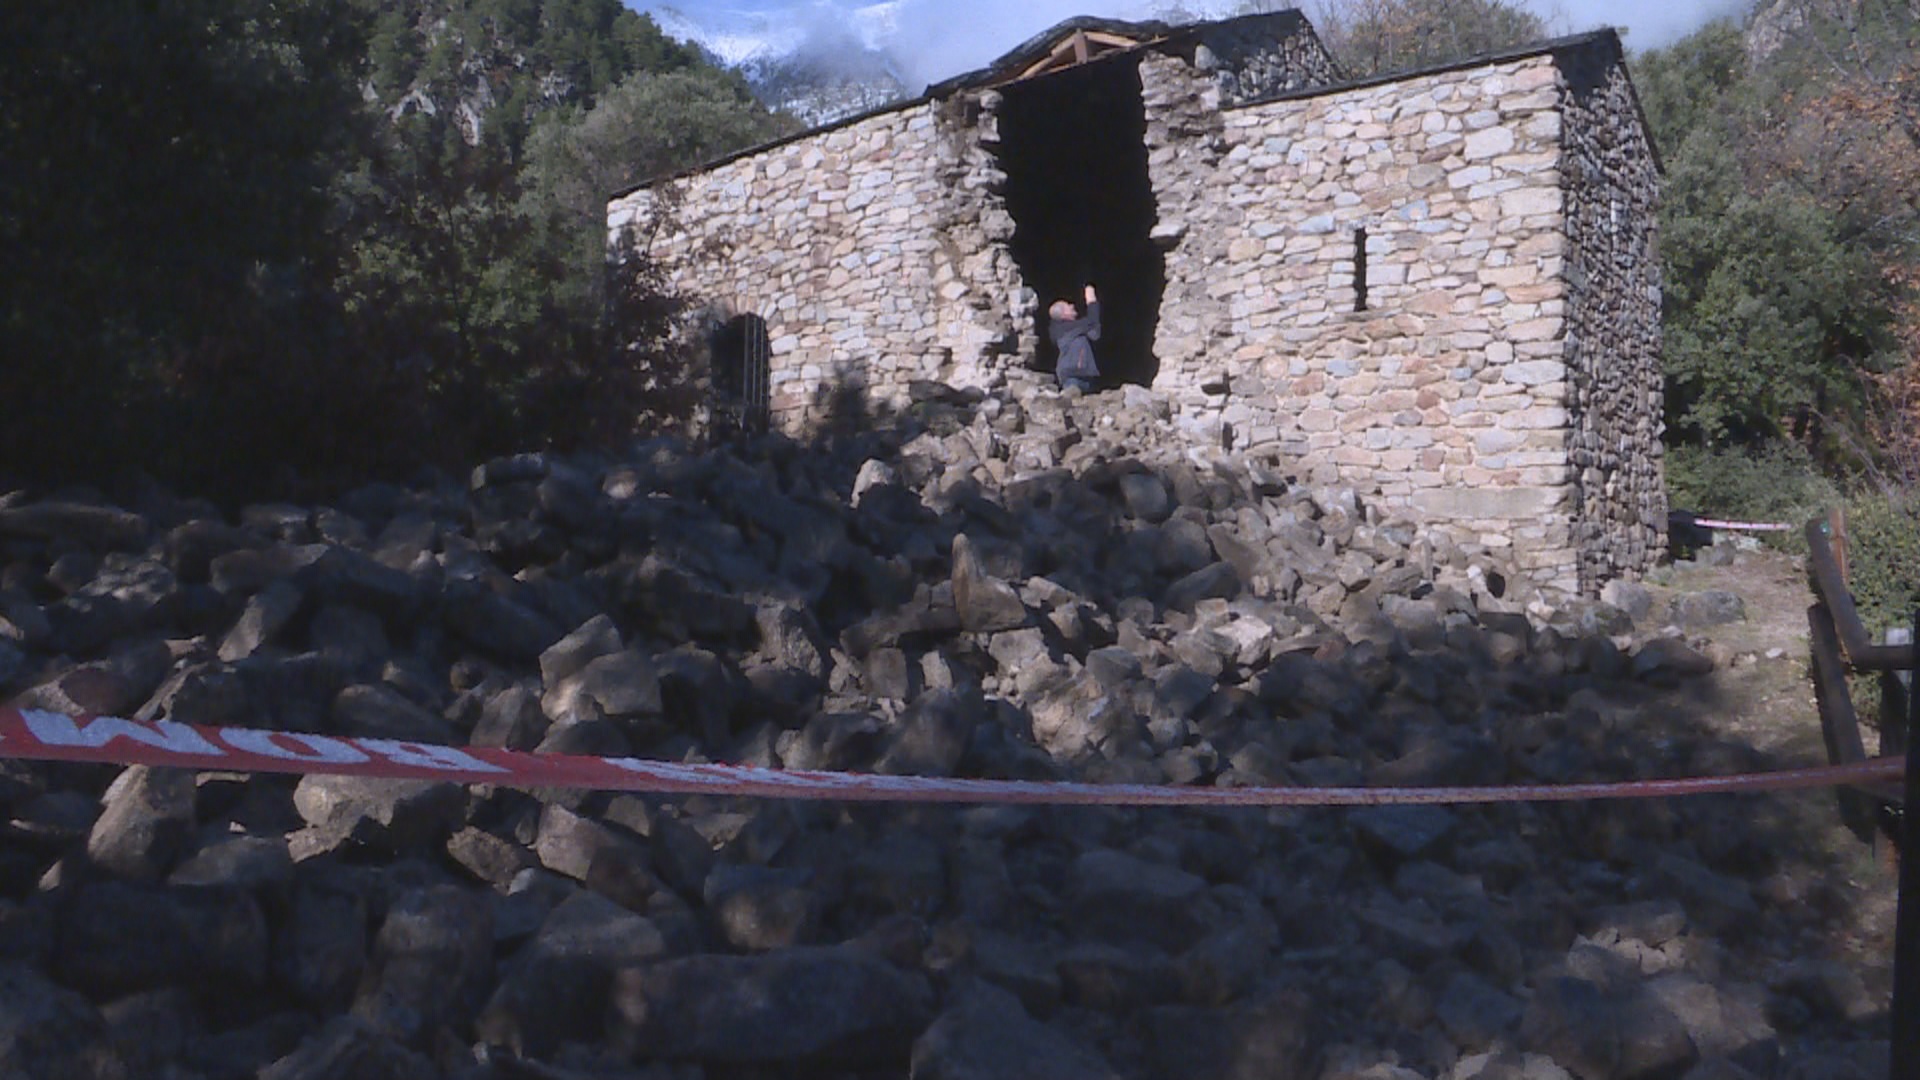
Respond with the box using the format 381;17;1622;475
0;384;1887;1079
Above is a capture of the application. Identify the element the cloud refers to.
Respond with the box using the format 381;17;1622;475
787;0;899;76
649;0;1753;89
1536;0;1749;49
885;0;1151;88
879;0;1749;87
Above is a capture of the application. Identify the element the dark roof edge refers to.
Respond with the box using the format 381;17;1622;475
1225;27;1621;111
923;8;1309;97
609;8;1314;202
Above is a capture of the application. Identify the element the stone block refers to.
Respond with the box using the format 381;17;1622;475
1463;126;1516;160
1411;486;1568;521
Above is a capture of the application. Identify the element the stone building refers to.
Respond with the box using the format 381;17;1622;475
606;10;1665;596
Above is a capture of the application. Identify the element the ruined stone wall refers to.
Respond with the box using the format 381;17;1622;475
1188;13;1343;105
1558;49;1665;590
606;98;1025;430
1144;52;1584;593
609;35;1663;597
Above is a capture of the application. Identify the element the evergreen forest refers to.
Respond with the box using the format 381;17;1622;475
1;0;790;493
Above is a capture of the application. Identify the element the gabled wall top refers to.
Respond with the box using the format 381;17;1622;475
608;9;1319;200
924;10;1316;94
607;13;1659;198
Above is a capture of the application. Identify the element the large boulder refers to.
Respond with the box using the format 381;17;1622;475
18;639;173;717
168;835;296;895
0;962;126;1080
258;1016;435;1080
1519;975;1697;1080
476;891;667;1057
952;534;1028;633
1143;995;1318;1080
911;981;1118;1080
351;884;493;1043
291;777;466;855
86;766;196;882
274;865;370;1010
331;683;453;743
1668;591;1745;631
608;945;933;1065
873;689;976;777
1069;848;1210;951
0;501;148;550
442;583;563;662
54;881;268;999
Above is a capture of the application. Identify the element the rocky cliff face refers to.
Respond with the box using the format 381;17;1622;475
0;382;1886;1079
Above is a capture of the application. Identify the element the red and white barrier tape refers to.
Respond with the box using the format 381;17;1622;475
0;708;1901;807
1688;518;1793;533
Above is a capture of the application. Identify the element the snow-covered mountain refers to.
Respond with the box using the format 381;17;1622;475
646;2;899;67
637;0;1241;126
643;2;914;124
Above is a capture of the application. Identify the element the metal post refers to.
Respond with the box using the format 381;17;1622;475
1892;606;1920;1080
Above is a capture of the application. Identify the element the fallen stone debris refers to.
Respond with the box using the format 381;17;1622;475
0;383;1890;1079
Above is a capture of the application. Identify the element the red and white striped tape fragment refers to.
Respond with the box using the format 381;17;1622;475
1689;518;1793;533
0;708;1901;807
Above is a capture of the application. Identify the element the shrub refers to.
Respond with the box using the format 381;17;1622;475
1842;491;1920;642
1664;442;1841;551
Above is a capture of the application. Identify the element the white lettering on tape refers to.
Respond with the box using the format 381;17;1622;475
359;739;508;774
21;712;224;756
607;759;746;788
608;758;852;791
219;728;370;765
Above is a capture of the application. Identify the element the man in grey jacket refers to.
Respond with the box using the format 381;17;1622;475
1049;283;1100;392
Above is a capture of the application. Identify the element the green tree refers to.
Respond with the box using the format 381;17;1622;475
521;69;791;311
327;15;788;464
0;0;784;493
1638;17;1903;453
0;0;371;484
1305;0;1550;77
508;69;793;437
1662;185;1893;444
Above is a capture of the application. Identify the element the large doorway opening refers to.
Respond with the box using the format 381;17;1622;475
993;55;1164;387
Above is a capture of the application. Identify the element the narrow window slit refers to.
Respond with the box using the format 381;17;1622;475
714;313;771;431
1352;227;1369;313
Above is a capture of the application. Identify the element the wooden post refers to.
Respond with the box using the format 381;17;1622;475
1829;505;1850;584
1886;626;1914;759
1893;607;1920;1080
1811;604;1880;843
1804;518;1915;671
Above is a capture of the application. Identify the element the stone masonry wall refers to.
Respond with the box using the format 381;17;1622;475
1558;48;1666;590
1144;51;1584;593
607;97;1025;430
1189;13;1343;105
607;20;1340;433
609;33;1661;597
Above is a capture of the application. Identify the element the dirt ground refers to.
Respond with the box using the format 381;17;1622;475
1642;542;1842;761
1642;539;1904;1036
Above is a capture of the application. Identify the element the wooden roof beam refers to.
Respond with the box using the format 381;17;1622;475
997;28;1169;86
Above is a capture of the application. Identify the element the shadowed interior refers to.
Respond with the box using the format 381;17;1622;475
993;56;1165;387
